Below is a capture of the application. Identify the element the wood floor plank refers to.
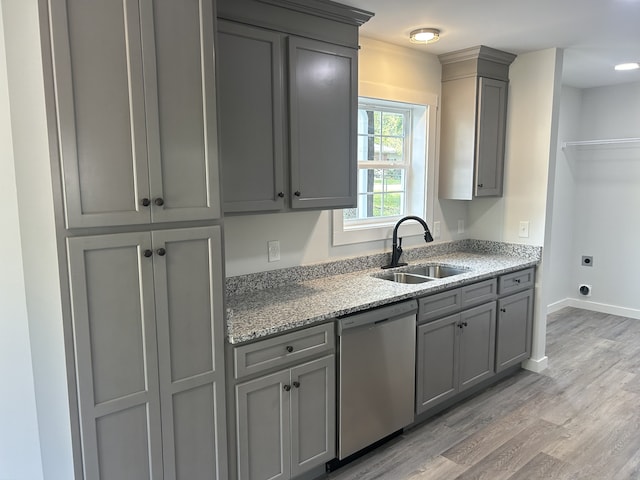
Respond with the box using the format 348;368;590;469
405;456;467;479
505;452;575;480
441;403;539;467
452;419;561;480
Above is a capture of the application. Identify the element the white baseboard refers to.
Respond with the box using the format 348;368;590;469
522;356;548;373
547;298;572;314
547;298;640;320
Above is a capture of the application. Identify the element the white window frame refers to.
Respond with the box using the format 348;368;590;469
333;82;438;246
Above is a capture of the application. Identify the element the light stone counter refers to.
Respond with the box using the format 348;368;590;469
225;241;541;344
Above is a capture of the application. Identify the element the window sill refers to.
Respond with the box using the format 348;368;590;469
332;210;426;246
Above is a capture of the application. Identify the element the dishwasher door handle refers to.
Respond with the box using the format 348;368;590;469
337;300;418;334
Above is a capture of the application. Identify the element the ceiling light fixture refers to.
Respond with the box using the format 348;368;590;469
614;62;640;71
409;28;440;45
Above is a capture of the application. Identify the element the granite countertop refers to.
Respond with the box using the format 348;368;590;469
225;240;541;344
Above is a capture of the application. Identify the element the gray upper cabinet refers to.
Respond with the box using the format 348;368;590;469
67;226;227;479
48;0;221;228
288;37;357;210
217;21;286;213
216;0;372;214
438;46;516;200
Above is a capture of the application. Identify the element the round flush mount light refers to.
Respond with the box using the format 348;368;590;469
409;28;440;45
614;62;640;71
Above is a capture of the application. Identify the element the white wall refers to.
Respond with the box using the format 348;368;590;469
546;86;582;307
467;49;564;372
566;82;640;316
0;6;44;479
224;36;467;276
468;49;561;246
2;1;75;478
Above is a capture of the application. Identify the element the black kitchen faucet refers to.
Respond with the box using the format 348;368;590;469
382;215;434;269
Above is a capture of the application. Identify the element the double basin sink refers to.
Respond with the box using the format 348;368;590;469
376;264;470;284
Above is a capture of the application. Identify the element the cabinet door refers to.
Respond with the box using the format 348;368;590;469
458;302;496;392
475;77;508;197
438;76;477;200
416;314;460;414
49;0;150;228
152;227;227;479
496;289;533;372
217;21;286;213
236;371;291;480
141;0;221;222
288;37;357;209
67;232;163;479
290;355;336;477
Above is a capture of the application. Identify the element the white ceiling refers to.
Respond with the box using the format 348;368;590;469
341;0;640;88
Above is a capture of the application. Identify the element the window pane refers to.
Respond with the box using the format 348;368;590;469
373;110;381;134
381;111;404;137
358;107;408;165
344;167;406;222
381;137;403;162
383;193;402;216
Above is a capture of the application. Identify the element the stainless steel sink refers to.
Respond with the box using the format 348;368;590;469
375;264;470;284
377;272;434;284
403;265;470;278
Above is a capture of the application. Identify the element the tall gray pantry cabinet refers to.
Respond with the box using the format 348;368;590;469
41;0;227;478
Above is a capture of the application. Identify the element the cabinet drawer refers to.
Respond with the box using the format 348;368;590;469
461;278;497;310
418;288;461;324
234;323;334;379
499;268;535;295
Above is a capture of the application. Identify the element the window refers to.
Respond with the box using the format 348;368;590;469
343;104;411;224
333;89;437;246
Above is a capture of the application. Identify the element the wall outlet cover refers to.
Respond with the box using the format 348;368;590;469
433;221;441;239
457;219;464;234
518;221;530;238
268;240;280;262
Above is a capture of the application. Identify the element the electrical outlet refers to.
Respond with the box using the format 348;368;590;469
433;221;441;239
457;219;464;234
518;221;530;238
267;240;280;262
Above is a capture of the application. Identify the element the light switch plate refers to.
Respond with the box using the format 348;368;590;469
518;221;530;238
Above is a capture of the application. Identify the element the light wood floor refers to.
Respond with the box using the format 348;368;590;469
327;307;640;480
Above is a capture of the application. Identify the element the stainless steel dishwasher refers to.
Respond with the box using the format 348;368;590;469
336;299;417;460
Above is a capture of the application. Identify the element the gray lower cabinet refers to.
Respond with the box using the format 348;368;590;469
66;226;227;479
416;302;496;415
216;18;358;213
458;302;497;390
47;0;220;228
235;355;336;480
496;288;534;372
416;315;459;412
